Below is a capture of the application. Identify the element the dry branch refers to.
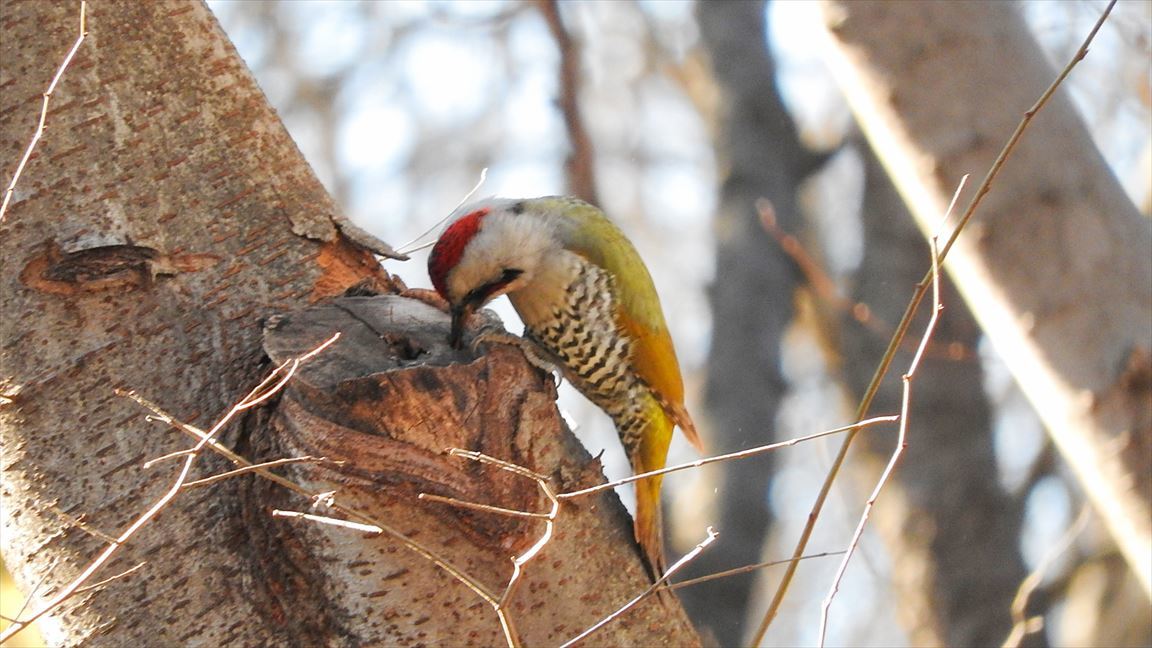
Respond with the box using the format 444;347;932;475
537;0;599;205
560;527;719;648
818;194;952;646
0;1;87;222
1001;506;1091;648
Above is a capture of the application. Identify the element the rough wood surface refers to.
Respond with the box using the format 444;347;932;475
2;1;393;643
254;295;698;645
0;1;698;644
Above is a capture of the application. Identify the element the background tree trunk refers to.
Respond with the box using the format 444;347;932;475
834;144;1039;647
0;1;697;644
821;0;1152;597
679;1;817;644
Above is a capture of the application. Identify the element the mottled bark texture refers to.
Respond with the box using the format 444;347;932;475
836;146;1040;647
0;1;698;644
251;296;698;645
681;1;815;644
822;0;1152;596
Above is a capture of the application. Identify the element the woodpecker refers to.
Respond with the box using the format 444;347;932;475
427;195;702;579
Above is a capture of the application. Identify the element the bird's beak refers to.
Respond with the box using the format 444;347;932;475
449;303;471;349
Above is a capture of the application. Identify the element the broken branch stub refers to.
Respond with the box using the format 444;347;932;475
256;295;699;645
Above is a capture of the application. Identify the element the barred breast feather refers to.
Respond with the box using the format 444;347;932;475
514;257;651;451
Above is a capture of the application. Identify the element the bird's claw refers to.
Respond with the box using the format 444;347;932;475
472;329;561;385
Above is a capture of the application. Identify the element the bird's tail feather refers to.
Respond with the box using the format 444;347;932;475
629;406;676;602
634;469;666;580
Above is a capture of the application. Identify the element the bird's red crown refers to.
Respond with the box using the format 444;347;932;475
427;207;490;299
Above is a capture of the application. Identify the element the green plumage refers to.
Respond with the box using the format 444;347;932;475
429;196;703;579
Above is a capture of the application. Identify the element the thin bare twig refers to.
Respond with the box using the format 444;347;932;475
559;415;897;500
141;447;197;468
1002;505;1091;648
817;187;951;646
183;456;338;488
0;1;88;222
417;493;553;519
559;527;719;648
751;3;1118;642
423;448;563;648
271;510;383;534
49;506;118;545
9;559;59;625
0;334;338;644
394;168;488;257
758;199;972;362
72;562;147;596
446;447;551;483
668;551;844;591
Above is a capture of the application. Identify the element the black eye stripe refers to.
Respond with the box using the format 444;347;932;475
465;268;524;306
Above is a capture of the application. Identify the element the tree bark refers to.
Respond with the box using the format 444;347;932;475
821;0;1152;596
0;1;698;644
681;1;816;644
252;296;697;645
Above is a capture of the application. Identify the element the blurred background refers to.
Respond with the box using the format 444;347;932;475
7;1;1146;646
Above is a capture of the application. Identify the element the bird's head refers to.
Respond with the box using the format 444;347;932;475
427;197;558;348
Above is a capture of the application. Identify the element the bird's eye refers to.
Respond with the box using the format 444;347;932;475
464;268;525;307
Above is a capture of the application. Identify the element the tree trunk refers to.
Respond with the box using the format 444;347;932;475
821;0;1152;597
0;1;698;644
680;1;817;644
836;144;1040;647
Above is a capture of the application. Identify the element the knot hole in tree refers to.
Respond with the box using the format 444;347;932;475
258;295;552;552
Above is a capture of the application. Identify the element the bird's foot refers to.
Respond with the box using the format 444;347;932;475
400;287;449;312
472;329;561;384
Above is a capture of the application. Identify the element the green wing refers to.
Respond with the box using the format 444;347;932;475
535;197;701;450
